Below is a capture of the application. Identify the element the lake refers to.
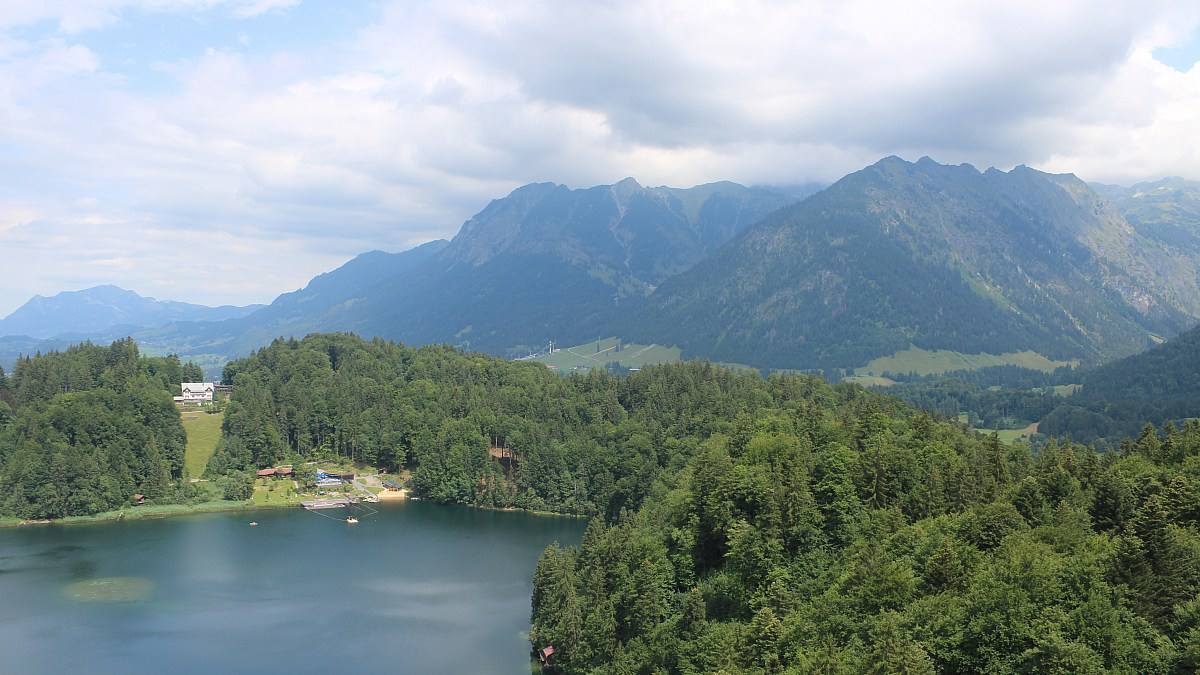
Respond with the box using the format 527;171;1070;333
0;501;585;674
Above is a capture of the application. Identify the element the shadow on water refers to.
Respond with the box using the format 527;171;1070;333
68;558;99;579
0;544;92;576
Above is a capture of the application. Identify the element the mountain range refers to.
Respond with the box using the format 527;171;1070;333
619;157;1200;368
0;285;262;340
3;158;1200;378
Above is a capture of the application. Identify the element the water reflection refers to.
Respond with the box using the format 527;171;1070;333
0;502;584;674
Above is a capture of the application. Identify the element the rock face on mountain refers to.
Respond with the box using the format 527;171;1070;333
343;179;808;353
129;179;805;365
13;161;1200;377
619;157;1200;369
1092;177;1200;279
1040;321;1200;442
0;285;262;339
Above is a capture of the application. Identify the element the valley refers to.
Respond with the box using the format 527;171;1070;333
8;4;1200;672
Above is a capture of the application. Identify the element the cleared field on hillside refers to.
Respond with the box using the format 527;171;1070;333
991;422;1039;445
854;346;1075;377
841;375;898;387
963;423;1040;445
529;337;681;372
182;410;223;478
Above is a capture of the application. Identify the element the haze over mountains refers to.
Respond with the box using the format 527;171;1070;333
0;285;262;340
3;157;1200;378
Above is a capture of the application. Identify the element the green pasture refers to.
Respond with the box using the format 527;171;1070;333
842;375;898;387
853;346;1075;377
182;410;223;478
990;423;1040;445
252;479;309;507
530;337;681;372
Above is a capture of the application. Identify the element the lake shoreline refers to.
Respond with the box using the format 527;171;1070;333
1;499;286;529
0;492;587;673
2;494;589;529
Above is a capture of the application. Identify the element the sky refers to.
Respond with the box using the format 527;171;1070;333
2;1;1200;318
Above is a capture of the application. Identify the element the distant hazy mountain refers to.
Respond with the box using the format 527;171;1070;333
0;335;76;373
618;157;1200;369
0;285;263;340
1092;177;1200;251
135;239;450;364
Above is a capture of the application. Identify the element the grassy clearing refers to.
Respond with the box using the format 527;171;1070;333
854;346;1076;377
530;337;681;372
182;410;223;478
42;500;253;527
992;422;1039;445
251;479;314;507
842;375;898;387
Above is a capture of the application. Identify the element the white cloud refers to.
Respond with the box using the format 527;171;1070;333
1;0;1200;317
0;0;303;32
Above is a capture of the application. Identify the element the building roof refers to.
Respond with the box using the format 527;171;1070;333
256;468;276;477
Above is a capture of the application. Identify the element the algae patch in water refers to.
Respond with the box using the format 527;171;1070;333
64;577;155;602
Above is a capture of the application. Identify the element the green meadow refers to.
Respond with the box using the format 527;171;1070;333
182;410;223;478
530;337;681;372
853;346;1075;377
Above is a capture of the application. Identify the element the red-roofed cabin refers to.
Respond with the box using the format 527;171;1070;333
256;468;277;478
132;494;146;505
539;645;555;667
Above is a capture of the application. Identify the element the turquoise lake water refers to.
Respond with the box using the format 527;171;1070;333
0;501;585;674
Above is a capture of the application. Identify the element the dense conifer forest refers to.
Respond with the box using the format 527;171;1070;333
0;339;203;518
5;334;1200;672
202;334;1200;672
1041;325;1200;443
212;332;782;517
529;390;1200;672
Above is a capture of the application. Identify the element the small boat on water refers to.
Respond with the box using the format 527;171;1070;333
248;522;258;526
346;517;359;524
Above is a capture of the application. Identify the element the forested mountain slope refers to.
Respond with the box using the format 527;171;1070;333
201;332;1200;672
0;339;202;518
8;332;1200;670
211;332;790;516
136;180;806;367
138;239;450;363
1093;177;1200;251
532;412;1200;672
621;157;1200;370
1041;322;1200;442
342;179;808;354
